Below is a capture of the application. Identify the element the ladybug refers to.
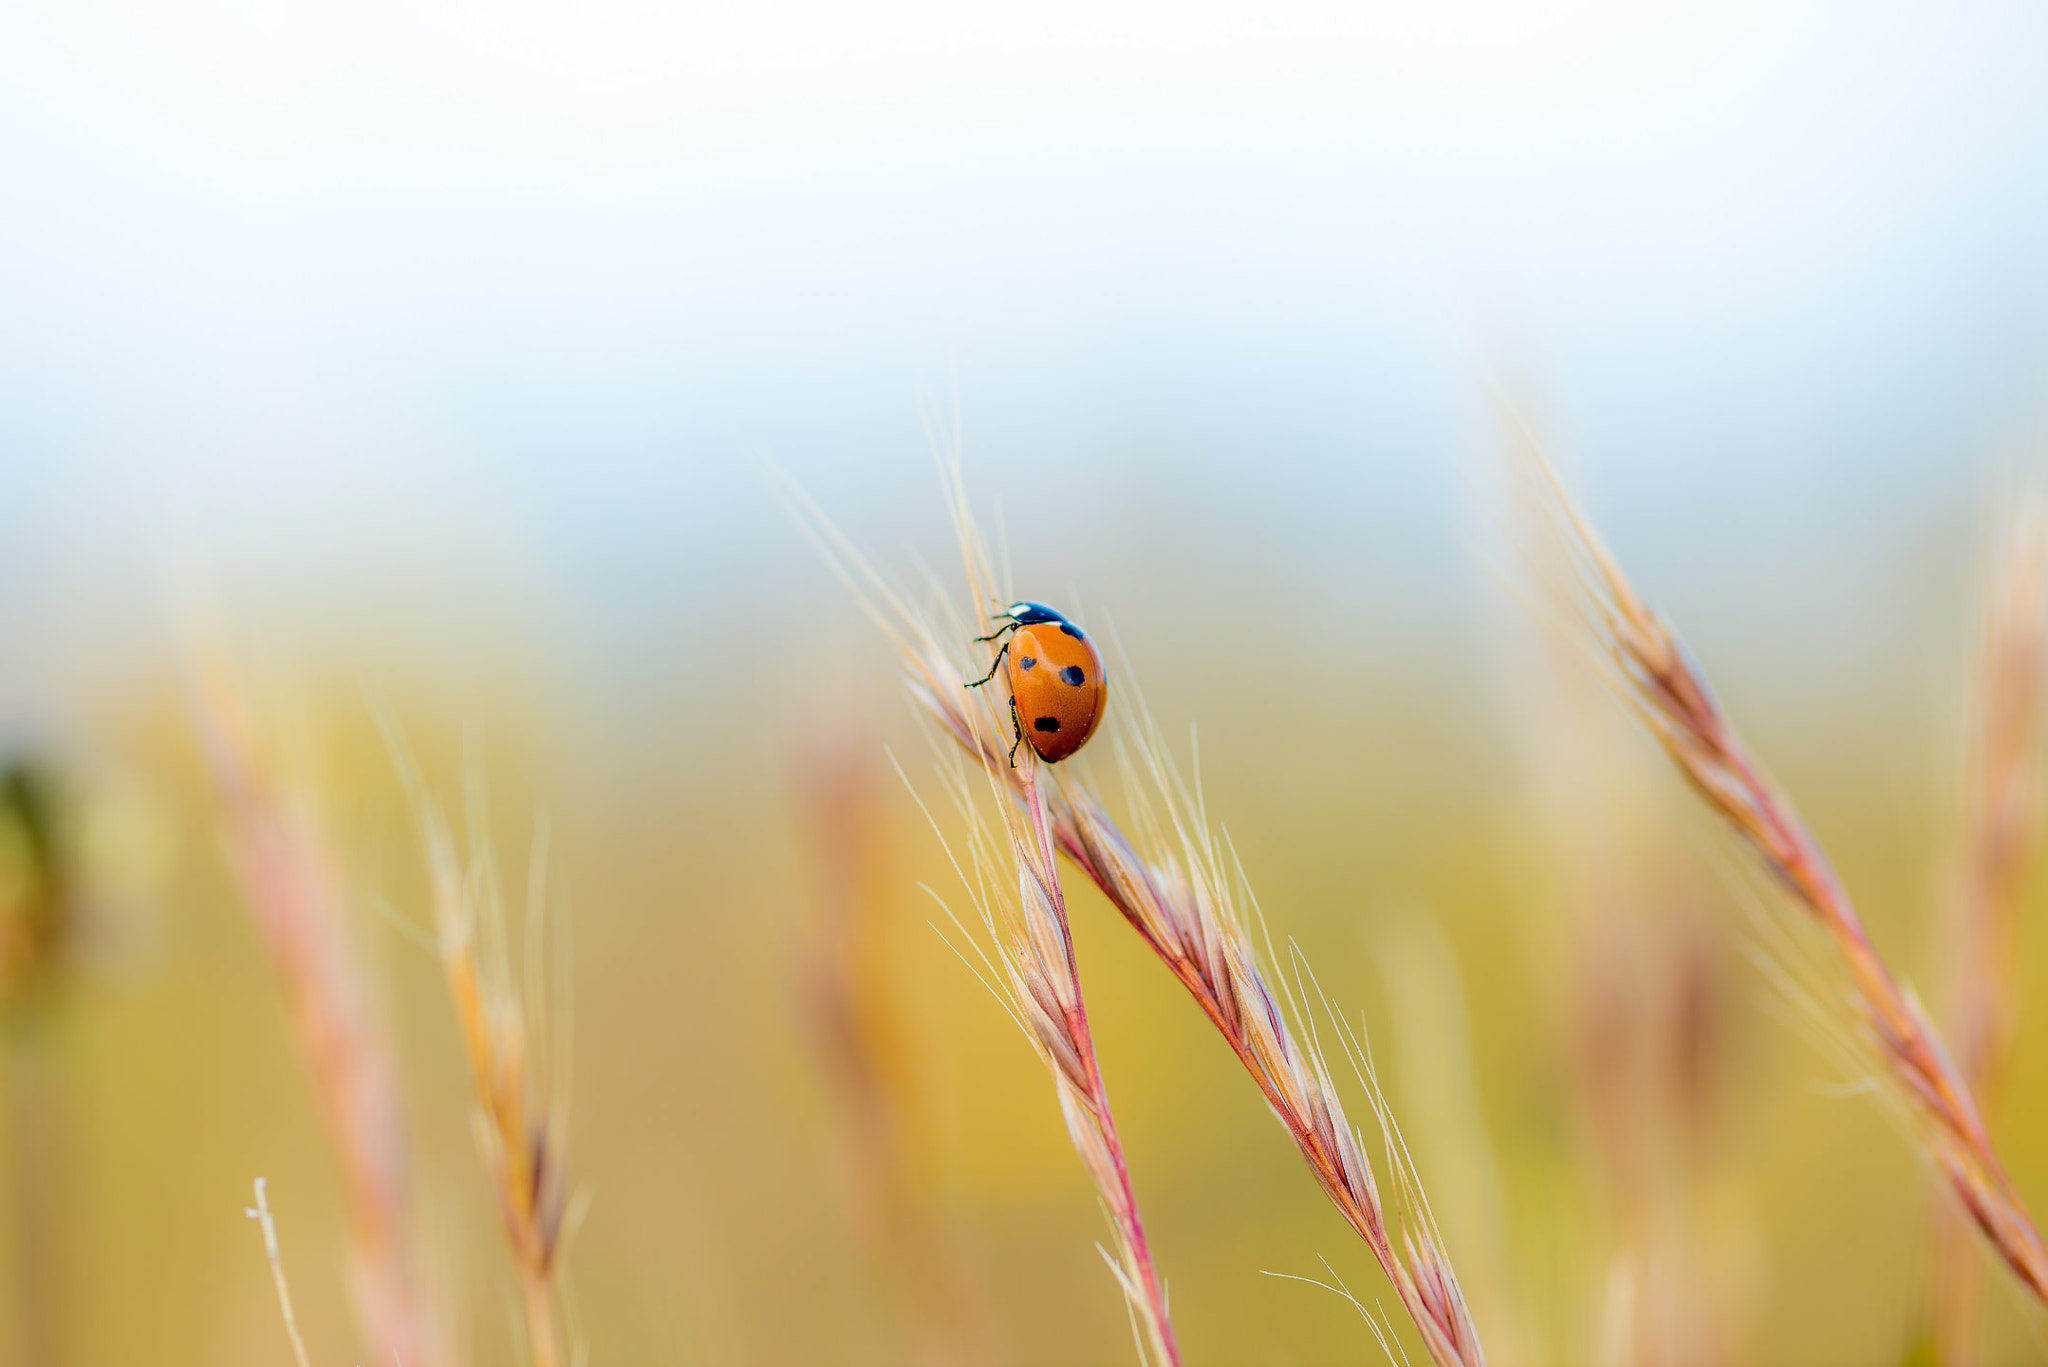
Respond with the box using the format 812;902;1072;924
966;601;1108;764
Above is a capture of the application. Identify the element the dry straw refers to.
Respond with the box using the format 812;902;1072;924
1934;497;2048;1365
1506;424;2048;1306
387;738;579;1367
1509;519;1745;1367
787;459;1485;1367
192;671;442;1367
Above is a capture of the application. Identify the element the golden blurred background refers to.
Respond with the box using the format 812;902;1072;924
2;481;2046;1365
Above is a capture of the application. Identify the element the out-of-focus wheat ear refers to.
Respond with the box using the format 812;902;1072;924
382;722;576;1367
1934;494;2048;1367
792;725;1008;1367
190;664;445;1367
1943;494;2047;1109
1507;458;1756;1367
1504;418;2048;1306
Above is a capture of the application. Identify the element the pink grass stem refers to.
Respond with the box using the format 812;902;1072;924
1019;768;1182;1367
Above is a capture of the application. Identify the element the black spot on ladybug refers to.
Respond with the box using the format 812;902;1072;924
1019;656;1037;670
1034;716;1061;733
1060;665;1086;686
1059;623;1085;639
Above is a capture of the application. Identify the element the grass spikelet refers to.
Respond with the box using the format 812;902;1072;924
1504;422;2048;1306
1934;495;2048;1365
911;727;1183;1366
786;456;1485;1367
386;736;577;1367
191;667;441;1367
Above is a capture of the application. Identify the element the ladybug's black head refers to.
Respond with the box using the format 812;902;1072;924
1006;601;1069;626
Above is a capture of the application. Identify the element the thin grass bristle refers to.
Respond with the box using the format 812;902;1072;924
790;452;1485;1367
245;1177;316;1367
1503;418;2048;1307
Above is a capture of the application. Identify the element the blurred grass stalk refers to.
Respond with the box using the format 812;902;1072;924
190;668;446;1367
1573;887;1739;1367
1510;425;2048;1308
793;730;1004;1367
1;761;75;1367
390;743;578;1367
1510;506;1750;1367
1932;499;2048;1367
791;464;1485;1366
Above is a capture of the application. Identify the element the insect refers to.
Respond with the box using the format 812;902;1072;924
966;601;1109;764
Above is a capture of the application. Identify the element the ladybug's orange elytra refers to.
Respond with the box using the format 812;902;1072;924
965;601;1108;764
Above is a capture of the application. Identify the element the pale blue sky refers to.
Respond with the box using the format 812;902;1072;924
2;0;2046;703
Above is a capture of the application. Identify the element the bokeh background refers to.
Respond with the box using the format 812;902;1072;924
5;1;2048;1363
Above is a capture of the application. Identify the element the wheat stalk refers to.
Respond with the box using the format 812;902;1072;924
1506;424;2048;1306
192;671;443;1367
386;738;576;1367
786;459;1485;1367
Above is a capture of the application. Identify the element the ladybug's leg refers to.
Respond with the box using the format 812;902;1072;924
971;616;1019;644
1007;697;1025;766
964;638;1012;689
